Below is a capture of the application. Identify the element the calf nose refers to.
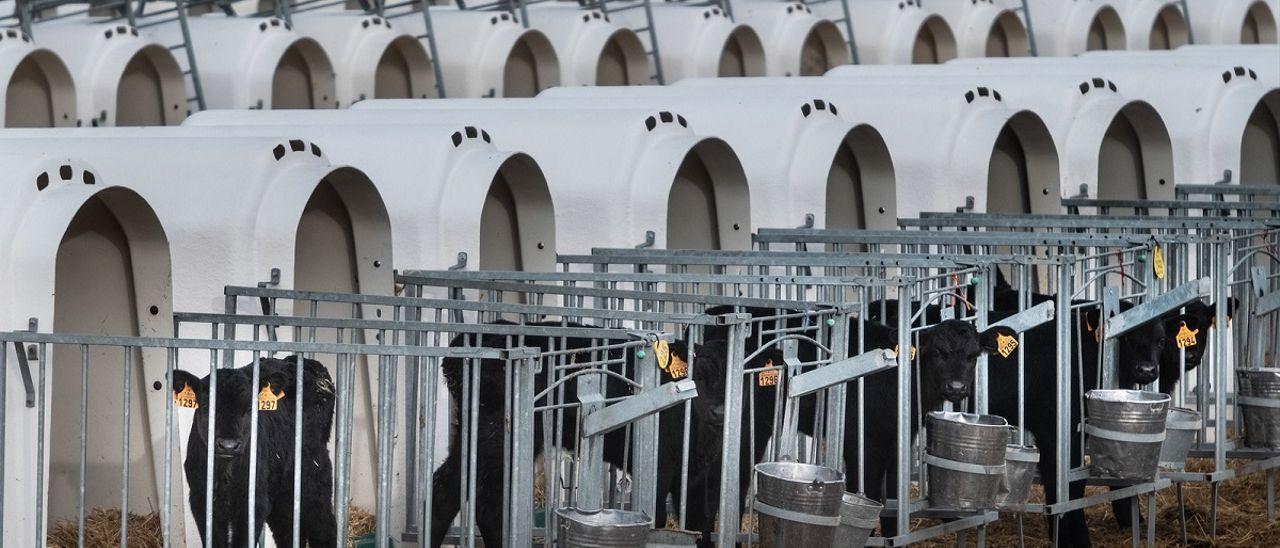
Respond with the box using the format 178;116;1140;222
946;380;967;395
1137;363;1159;381
215;438;242;455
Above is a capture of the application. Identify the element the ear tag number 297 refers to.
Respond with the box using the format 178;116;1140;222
174;384;199;409
258;386;284;411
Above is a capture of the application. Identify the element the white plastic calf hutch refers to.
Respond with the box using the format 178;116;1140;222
1184;0;1278;44
411;7;559;97
809;0;957;64
221;104;752;253
607;1;766;80
181;114;557;274
675;77;1061;218
1106;0;1191;50
292;11;437;104
522;3;649;86
1009;0;1129;55
1015;52;1280;187
1163;45;1280;86
537;87;895;230
150;14;337;109
827;65;1177;204
0;129;393;547
931;0;1031;57
35;20;187;126
0;144;171;546
730;0;850;76
0;30;75;127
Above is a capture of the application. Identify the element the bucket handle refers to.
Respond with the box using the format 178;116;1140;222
1083;424;1167;443
753;500;842;527
923;454;1006;475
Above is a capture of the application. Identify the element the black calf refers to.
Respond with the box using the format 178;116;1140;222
171;356;338;548
429;321;688;548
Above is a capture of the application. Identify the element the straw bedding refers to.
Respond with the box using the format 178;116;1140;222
915;459;1280;547
46;505;377;548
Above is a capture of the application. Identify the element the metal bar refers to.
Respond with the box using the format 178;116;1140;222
1103;278;1210;338
120;348;133;547
582;379;697;436
990;301;1057;332
786;348;896;398
716;320;749;547
78;346;89;548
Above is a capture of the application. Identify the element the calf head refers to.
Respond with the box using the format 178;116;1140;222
172;365;289;460
685;339;784;429
1159;298;1237;385
916;320;1018;408
1083;304;1166;387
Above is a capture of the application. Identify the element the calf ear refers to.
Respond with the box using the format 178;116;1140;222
1208;297;1239;328
170;370;202;395
979;326;1019;356
260;371;290;397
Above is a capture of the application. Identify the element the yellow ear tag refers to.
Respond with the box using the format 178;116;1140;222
653;340;671;371
257;386;283;412
892;345;917;361
667;355;688;379
996;332;1019;358
1176;322;1199;349
174;383;199;409
758;359;780;387
1153;245;1166;280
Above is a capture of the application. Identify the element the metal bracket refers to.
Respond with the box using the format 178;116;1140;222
1215;170;1233;185
258;268;281;342
797;213;815;229
635;230;656;249
956;196;975;213
448;252;468;271
13;318;38;407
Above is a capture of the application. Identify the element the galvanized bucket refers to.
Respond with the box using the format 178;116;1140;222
753;461;845;548
924;411;1011;510
645;528;700;547
1158;407;1203;470
833;492;882;548
1238;369;1280;449
997;443;1040;509
557;508;653;548
1084;389;1170;480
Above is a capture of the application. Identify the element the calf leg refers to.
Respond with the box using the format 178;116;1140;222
429;447;464;548
301;455;338;548
474;442;508;548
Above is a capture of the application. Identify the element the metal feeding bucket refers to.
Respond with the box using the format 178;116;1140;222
557;508;653;548
924;412;1011;510
1238;369;1280;449
997;444;1040;509
645;528;700;547
1084;389;1170;480
1159;407;1203;470
833;492;882;548
753;462;845;547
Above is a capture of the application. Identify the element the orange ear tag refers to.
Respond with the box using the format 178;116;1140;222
652;340;671;371
667;355;688;379
996;333;1019;358
174;384;199;409
758;359;779;387
258;386;284;412
1176;322;1199;350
